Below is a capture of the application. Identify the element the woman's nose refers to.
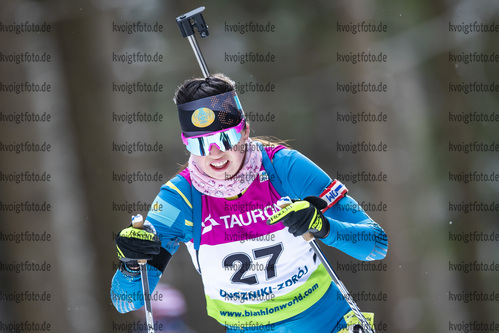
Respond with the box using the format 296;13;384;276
208;144;223;157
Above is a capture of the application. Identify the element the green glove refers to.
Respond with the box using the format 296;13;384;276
267;196;329;238
115;224;161;262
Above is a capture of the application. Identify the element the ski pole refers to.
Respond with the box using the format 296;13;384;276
309;239;374;333
277;197;375;333
131;214;155;333
176;7;211;78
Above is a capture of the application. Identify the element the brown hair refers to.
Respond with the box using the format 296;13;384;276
174;73;235;105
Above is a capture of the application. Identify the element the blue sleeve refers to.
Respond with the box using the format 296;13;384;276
110;174;194;313
146;174;194;251
322;195;388;261
272;149;388;261
110;266;162;313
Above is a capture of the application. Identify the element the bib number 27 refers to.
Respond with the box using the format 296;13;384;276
222;243;283;285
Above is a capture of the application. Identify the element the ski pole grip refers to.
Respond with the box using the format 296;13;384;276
302;231;315;242
176;7;209;38
132;214;144;229
276;197;315;242
131;215;147;264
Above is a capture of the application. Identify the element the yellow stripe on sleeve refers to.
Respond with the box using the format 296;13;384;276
166;181;192;209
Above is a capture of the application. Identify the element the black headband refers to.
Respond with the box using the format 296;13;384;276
177;90;245;137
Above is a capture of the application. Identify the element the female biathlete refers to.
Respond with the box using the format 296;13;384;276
111;73;388;333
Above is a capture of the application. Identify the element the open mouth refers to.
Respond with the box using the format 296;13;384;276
210;160;229;170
